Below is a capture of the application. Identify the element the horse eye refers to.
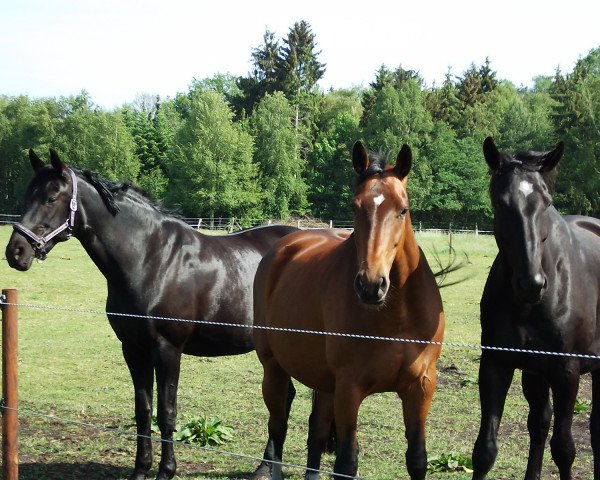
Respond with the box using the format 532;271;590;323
47;196;57;204
399;208;408;218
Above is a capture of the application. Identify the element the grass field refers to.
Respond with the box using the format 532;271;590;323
0;225;594;479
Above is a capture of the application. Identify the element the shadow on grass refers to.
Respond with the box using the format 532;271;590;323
19;462;130;480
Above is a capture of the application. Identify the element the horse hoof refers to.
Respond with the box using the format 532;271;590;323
128;471;148;480
249;462;272;479
155;470;176;480
155;473;175;480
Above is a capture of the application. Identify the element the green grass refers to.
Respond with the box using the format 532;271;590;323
0;226;594;479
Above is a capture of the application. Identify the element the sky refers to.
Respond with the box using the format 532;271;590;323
2;0;600;109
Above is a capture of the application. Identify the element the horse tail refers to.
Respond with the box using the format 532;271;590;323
429;234;472;288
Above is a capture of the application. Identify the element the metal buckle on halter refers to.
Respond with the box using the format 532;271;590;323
33;243;48;261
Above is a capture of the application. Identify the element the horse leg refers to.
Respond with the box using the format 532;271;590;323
252;359;294;480
472;353;514;480
332;380;363;478
122;344;155;480
591;369;600;479
398;363;437;480
154;343;183;480
548;365;580;480
306;390;335;480
522;371;552;480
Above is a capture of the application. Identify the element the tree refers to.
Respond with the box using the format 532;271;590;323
166;89;262;219
471;82;555;152
235;30;281;116
250;92;307;218
423;122;490;225
122;95;171;199
276;20;326;160
320;88;363;130
277;20;326;102
425;69;461;128
360;81;434;210
307;112;359;220
552;47;600;215
360;64;423;128
478;57;498;93
52;93;140;181
0;96;57;212
457;63;489;109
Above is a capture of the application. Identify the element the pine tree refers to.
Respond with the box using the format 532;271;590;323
277;20;326;100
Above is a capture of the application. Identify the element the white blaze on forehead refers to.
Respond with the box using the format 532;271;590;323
518;180;534;197
373;194;385;206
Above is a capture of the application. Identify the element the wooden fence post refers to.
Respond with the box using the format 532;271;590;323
1;288;18;480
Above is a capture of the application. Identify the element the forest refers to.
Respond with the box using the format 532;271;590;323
1;21;599;228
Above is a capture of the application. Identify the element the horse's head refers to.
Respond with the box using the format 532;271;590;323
5;149;78;271
351;141;411;305
484;137;564;304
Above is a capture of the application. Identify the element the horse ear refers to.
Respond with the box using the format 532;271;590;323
394;144;412;179
49;149;66;173
29;149;45;172
352;141;370;174
483;137;501;171
540;141;564;173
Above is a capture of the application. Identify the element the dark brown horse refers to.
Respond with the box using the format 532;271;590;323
252;141;445;479
5;150;299;480
472;138;600;480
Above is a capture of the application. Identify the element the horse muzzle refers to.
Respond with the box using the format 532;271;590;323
513;271;547;304
354;272;389;305
5;238;37;271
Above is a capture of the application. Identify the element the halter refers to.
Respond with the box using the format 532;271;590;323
13;168;78;259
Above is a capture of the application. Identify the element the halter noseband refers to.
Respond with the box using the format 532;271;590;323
13;168;78;259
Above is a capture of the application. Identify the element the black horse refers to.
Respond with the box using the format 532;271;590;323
5;149;300;480
472;138;600;480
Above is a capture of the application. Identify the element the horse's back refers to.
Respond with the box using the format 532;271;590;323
219;224;299;251
565;214;600;242
255;228;351;312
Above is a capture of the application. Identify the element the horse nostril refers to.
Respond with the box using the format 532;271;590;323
354;275;363;293
378;277;387;294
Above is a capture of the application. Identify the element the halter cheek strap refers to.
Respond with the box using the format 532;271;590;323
13;168;78;257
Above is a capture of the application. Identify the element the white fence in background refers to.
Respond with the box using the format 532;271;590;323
1;214;493;236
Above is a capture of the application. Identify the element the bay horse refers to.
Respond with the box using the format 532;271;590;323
252;141;445;479
472;138;600;479
5;149;300;480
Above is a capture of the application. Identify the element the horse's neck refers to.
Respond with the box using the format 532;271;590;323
544;207;573;259
391;222;421;284
74;181;171;279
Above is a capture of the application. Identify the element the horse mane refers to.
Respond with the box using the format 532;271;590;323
78;169;177;218
356;151;389;185
78;169;121;216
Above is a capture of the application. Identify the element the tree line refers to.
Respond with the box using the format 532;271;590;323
1;21;599;227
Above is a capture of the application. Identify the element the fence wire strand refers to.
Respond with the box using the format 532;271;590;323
3;300;600;361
